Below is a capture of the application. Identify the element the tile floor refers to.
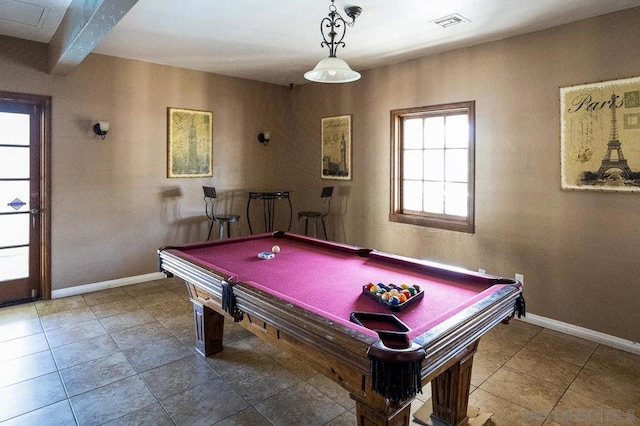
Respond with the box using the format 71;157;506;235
0;277;638;425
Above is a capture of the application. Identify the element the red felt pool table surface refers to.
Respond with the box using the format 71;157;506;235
165;233;511;339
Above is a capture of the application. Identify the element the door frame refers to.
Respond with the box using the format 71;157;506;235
0;91;52;300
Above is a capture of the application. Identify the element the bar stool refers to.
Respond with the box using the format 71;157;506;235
203;186;240;239
297;186;334;239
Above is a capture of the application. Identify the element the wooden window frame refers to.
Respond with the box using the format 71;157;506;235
390;101;475;233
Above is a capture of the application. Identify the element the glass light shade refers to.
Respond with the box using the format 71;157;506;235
98;121;110;132
304;57;361;83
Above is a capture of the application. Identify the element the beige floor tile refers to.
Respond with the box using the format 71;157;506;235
244;334;281;357
98;309;156;333
0;305;43;346
143;298;192;322
160;380;248;425
39;306;97;331
133;289;183;308
123;281;167;298
273;350;319;380
70;375;157;425
524;329;598;367
51;334;120;370
0;349;57;387
489;319;543;346
60;352;137;397
480;366;566;416
0;303;38;324
0;332;50;362
222;358;301;405
505;346;582;388
585;344;640;388
568;367;640;414
254;382;345;425
477;334;522;365
175;330;196;348
44;318;108;348
471;354;502;387
549;390;640;426
81;287;130;306
210;407;273;426
102;402;174;426
90;298;142;319
35;295;88;317
306;373;355;410
0;400;76;426
109;320;173;351
140;355;219;401
123;336;192;373
0;316;43;343
469;388;546;425
0;372;67;422
159;276;187;292
326;410;357;426
477;320;540;364
158;312;193;336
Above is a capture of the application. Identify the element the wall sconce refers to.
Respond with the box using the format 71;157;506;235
93;121;110;139
258;131;270;146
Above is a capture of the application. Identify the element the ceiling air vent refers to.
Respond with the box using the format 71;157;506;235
432;13;470;28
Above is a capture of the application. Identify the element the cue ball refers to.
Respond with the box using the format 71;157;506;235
272;245;280;254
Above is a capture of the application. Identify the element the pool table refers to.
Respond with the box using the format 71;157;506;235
158;232;524;426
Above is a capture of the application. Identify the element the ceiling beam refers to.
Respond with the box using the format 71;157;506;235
48;0;138;75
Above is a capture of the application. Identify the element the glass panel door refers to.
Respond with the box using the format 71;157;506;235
0;103;40;304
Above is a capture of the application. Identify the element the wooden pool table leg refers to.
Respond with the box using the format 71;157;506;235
430;340;478;426
354;398;412;426
192;300;224;356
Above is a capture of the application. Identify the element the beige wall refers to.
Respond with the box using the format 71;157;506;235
1;39;291;289
288;8;640;342
0;7;638;342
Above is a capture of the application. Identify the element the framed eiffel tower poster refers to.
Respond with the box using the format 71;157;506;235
561;76;640;192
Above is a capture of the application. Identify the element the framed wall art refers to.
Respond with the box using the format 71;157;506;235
167;107;213;178
560;76;640;192
321;114;352;180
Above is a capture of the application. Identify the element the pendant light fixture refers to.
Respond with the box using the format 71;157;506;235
304;0;362;84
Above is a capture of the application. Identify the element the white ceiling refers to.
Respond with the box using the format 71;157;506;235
1;0;638;86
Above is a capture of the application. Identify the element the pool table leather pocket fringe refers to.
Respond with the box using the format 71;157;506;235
368;340;426;401
222;282;243;321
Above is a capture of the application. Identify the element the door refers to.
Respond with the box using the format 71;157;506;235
0;92;51;305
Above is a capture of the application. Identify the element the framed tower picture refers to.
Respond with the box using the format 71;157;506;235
321;115;352;180
167;107;213;178
560;76;640;192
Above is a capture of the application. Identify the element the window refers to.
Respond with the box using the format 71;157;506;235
390;101;475;233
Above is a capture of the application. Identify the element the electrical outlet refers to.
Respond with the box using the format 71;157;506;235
478;268;486;274
515;273;524;283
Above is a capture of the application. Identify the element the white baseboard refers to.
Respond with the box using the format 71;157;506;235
50;274;639;356
51;272;167;299
518;313;640;356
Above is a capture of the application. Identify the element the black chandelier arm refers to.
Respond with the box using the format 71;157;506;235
317;0;360;58
320;14;346;57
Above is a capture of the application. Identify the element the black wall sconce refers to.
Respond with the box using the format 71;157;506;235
258;131;270;146
93;121;110;139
